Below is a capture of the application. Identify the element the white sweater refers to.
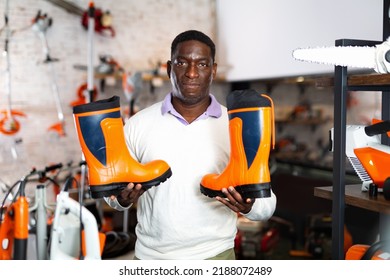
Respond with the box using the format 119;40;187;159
107;98;276;260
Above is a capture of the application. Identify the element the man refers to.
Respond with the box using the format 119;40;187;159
105;30;276;260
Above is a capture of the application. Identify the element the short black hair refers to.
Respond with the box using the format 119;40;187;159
171;30;216;62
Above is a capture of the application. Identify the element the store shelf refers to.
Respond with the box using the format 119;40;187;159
314;2;390;259
324;33;390;259
315;185;390;215
315;73;390;88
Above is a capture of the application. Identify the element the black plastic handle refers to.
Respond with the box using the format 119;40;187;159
45;163;63;173
364;120;390;136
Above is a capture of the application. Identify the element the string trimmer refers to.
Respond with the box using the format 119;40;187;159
31;10;66;137
0;0;26;139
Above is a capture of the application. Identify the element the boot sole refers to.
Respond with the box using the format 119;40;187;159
89;168;173;199
200;183;271;200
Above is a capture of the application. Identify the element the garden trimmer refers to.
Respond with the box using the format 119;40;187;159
0;0;26;142
32;10;66;137
70;2;98;107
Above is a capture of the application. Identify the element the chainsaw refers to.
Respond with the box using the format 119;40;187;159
292;37;390;73
329;120;390;198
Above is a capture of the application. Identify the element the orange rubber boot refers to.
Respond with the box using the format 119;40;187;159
73;95;172;199
200;89;275;199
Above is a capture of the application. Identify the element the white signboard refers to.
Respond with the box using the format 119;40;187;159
216;0;383;81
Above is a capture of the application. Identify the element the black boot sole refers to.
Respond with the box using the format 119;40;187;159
200;183;271;200
89;168;173;199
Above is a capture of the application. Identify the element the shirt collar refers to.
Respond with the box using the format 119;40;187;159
161;93;222;125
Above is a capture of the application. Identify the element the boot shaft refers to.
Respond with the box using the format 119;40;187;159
73;96;121;158
74;108;121;167
227;89;275;180
228;106;273;182
200;89;275;199
227;88;275;149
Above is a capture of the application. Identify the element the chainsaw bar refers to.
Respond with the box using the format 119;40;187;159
292;45;377;69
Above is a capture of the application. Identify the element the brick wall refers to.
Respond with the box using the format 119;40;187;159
0;0;217;183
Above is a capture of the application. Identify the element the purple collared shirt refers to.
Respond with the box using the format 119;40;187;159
161;93;223;125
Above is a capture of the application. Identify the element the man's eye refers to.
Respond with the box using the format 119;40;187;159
198;63;208;67
175;61;186;66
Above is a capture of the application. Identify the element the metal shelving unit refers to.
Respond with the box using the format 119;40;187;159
331;0;390;259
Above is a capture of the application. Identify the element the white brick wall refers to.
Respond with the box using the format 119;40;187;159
0;0;217;183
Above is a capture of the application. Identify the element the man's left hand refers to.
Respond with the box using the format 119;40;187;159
216;186;254;214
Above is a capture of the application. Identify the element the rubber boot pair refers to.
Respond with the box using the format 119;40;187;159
200;89;275;199
73;96;172;199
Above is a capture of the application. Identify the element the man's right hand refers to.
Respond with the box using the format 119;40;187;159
110;183;145;207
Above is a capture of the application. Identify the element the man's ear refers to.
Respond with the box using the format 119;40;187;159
212;62;218;79
166;60;171;78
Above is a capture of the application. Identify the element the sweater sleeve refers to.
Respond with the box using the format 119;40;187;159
103;197;133;211
242;190;277;221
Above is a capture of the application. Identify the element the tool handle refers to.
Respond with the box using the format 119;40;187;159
365;120;390;136
45;162;63;173
13;196;29;260
385;50;390;63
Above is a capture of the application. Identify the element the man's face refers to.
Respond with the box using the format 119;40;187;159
168;40;217;105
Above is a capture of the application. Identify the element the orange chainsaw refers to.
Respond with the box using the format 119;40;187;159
346;240;390;260
330;119;390;199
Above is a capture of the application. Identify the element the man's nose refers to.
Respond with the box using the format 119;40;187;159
185;64;199;78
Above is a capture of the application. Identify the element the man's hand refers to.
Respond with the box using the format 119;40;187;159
216;186;254;214
110;182;145;207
